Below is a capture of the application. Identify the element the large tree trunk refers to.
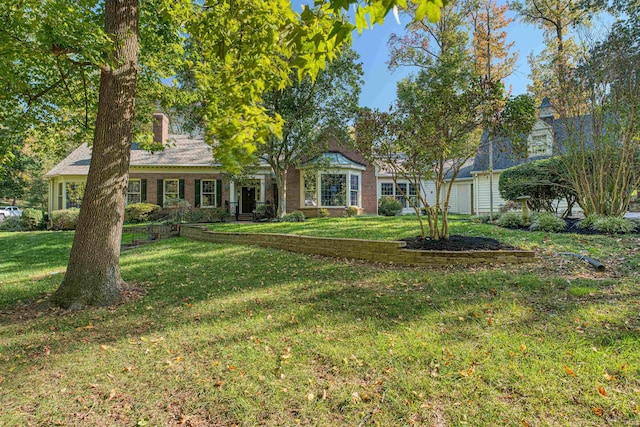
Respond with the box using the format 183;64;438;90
52;0;139;309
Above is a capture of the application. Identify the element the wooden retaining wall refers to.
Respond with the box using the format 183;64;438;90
180;225;536;266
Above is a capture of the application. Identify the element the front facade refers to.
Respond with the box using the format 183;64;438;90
45;114;384;217
47;102;568;218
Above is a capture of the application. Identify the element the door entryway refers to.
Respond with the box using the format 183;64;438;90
240;181;259;214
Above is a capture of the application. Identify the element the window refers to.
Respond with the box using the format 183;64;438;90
164;179;179;205
321;174;347;206
530;134;551;156
65;182;85;208
396;183;407;207
381;182;393;196
201;179;216;207
380;181;419;209
408;183;418;206
350;174;360;207
58;183;63;210
303;171;317;207
127;179;141;205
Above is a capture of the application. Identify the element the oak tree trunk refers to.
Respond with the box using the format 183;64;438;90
52;0;139;309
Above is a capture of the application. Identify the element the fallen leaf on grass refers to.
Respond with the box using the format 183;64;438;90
591;407;604;416
598;386;608;397
352;391;360;403
564;366;577;377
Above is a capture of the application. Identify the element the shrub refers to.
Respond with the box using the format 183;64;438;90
281;211;305;222
499;200;521;213
499;157;577;216
378;196;403;216
529;212;566;232
318;208;330;218
470;214;490;224
21;208;45;230
255;203;276;219
495;212;525;228
591;216;634;234
124;203;161;223
577;214;601;230
50;208;80;230
345;206;359;217
187;208;229;223
0;217;25;232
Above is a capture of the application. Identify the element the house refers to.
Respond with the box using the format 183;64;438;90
445;97;574;215
45;113;383;217
46;99;572;218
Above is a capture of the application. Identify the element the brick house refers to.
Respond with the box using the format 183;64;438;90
45;113;383;217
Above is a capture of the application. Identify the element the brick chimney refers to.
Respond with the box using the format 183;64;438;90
152;112;169;144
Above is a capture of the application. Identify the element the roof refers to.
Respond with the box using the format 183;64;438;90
45;135;267;177
303;152;366;170
471;115;594;173
539;97;552;109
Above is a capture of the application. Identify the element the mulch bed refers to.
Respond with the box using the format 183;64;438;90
400;235;518;251
500;217;640;235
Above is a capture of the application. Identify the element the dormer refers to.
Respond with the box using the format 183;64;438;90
528;119;553;157
538;97;554;125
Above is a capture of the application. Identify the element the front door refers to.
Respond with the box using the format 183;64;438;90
241;186;256;213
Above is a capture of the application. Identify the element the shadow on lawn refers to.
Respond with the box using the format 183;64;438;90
1;237;637;367
0;240;640;364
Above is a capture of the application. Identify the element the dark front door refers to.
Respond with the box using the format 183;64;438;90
241;187;256;213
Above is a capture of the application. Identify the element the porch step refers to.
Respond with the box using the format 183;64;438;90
235;213;254;222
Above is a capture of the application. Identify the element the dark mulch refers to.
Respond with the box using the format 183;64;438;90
400;235;518;251
500;217;640;235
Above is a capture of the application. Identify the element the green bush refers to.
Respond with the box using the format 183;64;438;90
49;208;80;230
344;206;359;217
378;196;403;216
21;208;45;230
186;208;229;223
124;203;161;223
471;213;501;224
529;212;566;232
0;217;25;232
591;216;634;234
577;214;601;230
499;157;577;216
319;208;330;218
495;212;525;228
281;211;305;222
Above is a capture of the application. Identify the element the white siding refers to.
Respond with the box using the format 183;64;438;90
473;172;506;214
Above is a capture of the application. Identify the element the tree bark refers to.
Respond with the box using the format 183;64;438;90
276;169;288;217
52;0;139;309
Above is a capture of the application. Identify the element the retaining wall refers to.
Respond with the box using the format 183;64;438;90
180;225;536;266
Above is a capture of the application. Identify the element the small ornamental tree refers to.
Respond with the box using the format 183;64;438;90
499;157;577;217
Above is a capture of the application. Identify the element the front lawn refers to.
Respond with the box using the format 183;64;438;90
1;222;639;425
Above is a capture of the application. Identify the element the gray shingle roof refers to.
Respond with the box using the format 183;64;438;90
471;115;593;173
45;135;258;177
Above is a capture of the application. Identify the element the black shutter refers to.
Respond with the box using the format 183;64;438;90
141;179;147;203
157;179;164;207
195;180;201;208
179;179;185;200
216;179;222;208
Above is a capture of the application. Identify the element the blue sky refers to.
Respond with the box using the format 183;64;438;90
350;11;545;110
290;1;550;109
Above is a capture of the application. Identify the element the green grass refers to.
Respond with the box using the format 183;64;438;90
1;219;639;426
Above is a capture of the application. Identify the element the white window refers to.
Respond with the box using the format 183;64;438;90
350;174;360;207
164;179;179;206
530;134;551;156
303;171;317;207
303;170;362;208
127;179;141;205
201;179;216;208
379;180;419;209
321;174;347;206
